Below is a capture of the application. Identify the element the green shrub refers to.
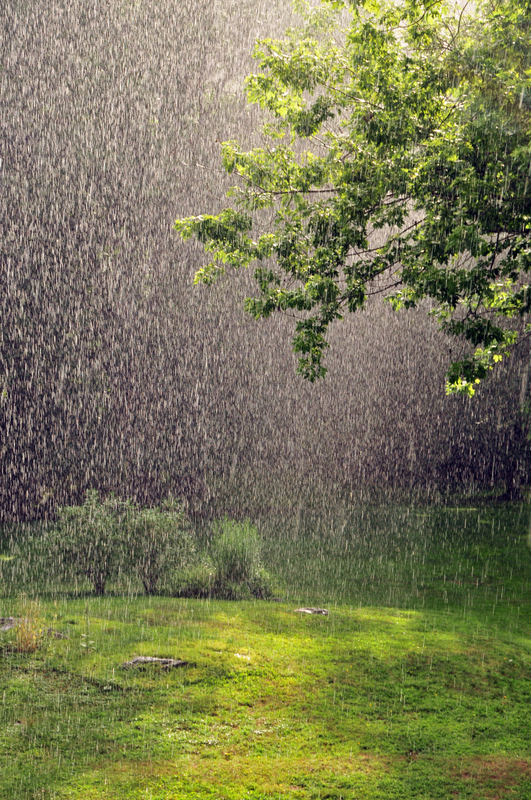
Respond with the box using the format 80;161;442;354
129;502;195;595
43;491;193;596
43;490;134;595
210;519;273;599
247;567;275;600
171;558;215;598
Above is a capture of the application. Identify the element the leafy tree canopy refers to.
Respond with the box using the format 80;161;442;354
175;0;531;395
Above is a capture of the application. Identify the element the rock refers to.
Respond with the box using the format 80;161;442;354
0;617;18;632
122;656;189;669
294;607;329;615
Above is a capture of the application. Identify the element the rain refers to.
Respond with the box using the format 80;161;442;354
1;0;530;798
0;0;528;520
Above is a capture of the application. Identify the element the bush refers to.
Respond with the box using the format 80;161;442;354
43;491;193;595
210;519;273;599
171;558;215;598
43;490;134;595
247;567;275;600
129;501;195;595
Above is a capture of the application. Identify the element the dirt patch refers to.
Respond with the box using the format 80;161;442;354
456;757;531;799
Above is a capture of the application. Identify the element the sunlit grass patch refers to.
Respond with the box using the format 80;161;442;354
47;752;531;799
60;753;389;799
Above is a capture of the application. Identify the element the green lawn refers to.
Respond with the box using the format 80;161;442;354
1;502;530;799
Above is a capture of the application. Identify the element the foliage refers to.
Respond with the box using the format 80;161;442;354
43;490;133;596
129;500;195;595
172;557;215;598
43;491;193;596
175;0;531;396
210;518;273;599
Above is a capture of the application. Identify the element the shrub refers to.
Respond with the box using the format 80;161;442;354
128;501;195;595
43;491;193;595
44;490;134;595
172;558;215;598
247;567;275;600
210;519;273;599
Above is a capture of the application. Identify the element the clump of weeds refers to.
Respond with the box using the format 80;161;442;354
1;593;45;654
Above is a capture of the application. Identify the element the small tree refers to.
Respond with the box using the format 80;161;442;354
47;490;134;595
175;0;531;397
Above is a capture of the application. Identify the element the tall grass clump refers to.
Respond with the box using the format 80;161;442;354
0;594;44;654
173;518;273;599
13;596;44;653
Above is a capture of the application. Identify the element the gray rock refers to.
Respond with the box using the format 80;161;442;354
294;607;329;615
122;656;189;669
0;617;18;632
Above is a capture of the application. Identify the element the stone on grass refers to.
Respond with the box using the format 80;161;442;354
294;607;329;615
122;656;189;669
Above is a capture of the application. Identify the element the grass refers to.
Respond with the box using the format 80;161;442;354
1;501;531;799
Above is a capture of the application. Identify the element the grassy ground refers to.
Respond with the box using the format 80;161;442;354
1;502;531;799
